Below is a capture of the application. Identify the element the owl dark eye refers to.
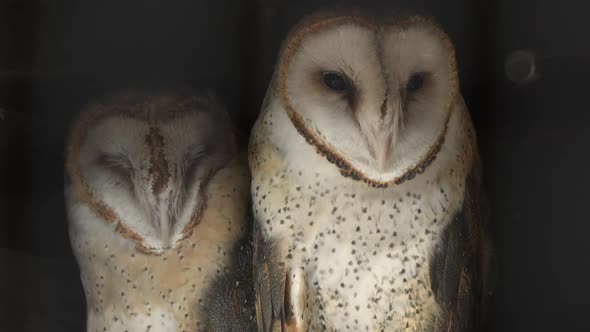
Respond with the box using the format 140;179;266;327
322;72;349;92
406;72;426;93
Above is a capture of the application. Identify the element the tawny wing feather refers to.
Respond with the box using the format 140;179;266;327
254;220;297;332
430;159;495;332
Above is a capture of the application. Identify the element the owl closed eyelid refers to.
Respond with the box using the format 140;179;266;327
95;153;135;184
182;148;212;186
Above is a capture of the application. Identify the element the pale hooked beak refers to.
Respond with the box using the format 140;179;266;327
366;128;393;173
154;195;173;246
361;93;396;174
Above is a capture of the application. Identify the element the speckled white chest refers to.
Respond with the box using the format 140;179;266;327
255;166;460;331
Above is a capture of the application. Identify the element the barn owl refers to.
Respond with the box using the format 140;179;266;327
65;89;255;331
249;12;494;332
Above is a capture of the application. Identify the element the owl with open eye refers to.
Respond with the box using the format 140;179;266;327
65;89;255;331
249;12;494;332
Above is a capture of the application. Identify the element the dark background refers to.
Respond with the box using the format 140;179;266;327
1;0;589;331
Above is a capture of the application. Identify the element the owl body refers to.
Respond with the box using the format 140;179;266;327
251;13;492;332
66;91;253;331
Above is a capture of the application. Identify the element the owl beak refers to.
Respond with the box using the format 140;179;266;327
368;130;393;173
142;193;172;247
362;94;396;173
155;199;173;246
140;182;175;247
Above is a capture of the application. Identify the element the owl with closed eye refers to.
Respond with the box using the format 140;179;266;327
249;12;494;332
65;89;255;331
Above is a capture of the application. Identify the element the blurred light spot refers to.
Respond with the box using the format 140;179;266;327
505;50;538;85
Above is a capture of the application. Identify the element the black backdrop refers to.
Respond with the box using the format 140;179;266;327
1;0;589;331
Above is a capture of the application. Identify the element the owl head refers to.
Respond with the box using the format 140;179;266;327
268;13;461;187
65;90;236;253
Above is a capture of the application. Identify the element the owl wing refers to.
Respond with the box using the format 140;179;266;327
429;158;495;332
253;220;298;332
200;231;256;332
